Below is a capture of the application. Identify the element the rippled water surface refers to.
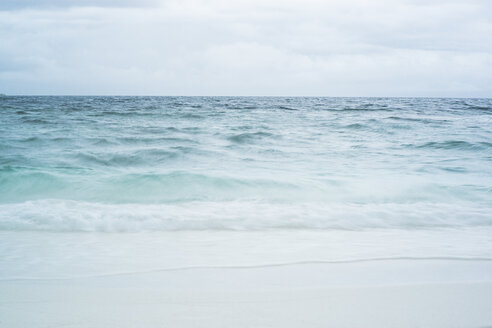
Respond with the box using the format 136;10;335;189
1;96;491;232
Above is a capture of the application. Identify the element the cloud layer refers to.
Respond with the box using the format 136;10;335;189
0;0;491;96
0;0;159;10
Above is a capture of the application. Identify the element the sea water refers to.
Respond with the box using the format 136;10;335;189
1;96;491;279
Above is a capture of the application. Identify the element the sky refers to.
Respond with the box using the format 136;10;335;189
0;0;491;96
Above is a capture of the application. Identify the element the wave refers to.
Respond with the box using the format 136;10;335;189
414;140;492;151
342;123;367;129
0;200;490;232
339;105;392;112
0;169;489;204
21;118;53;124
113;137;197;145
0;171;306;203
386;116;450;124
227;132;277;144
72;149;180;167
17;136;73;145
180;113;204;119
278;106;298;111
464;103;491;111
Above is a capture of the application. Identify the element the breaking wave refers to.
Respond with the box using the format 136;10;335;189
1;200;491;232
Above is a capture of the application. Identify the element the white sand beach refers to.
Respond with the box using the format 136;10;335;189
2;259;492;328
1;231;492;328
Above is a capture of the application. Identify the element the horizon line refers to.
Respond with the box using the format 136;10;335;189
2;94;491;99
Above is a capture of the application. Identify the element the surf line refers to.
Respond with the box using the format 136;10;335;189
2;256;492;281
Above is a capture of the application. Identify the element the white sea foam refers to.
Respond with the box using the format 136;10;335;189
1;199;490;232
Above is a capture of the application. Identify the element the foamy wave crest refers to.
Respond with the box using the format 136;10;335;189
1;200;491;232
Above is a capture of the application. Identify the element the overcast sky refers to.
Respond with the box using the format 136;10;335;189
0;0;491;96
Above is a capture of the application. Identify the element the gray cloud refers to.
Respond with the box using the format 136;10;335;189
0;0;160;10
0;0;491;96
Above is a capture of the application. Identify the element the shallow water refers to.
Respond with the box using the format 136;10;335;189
1;96;491;278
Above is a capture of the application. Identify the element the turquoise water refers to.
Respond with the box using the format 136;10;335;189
0;96;491;232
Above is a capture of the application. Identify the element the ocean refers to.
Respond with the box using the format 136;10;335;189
1;96;492;279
